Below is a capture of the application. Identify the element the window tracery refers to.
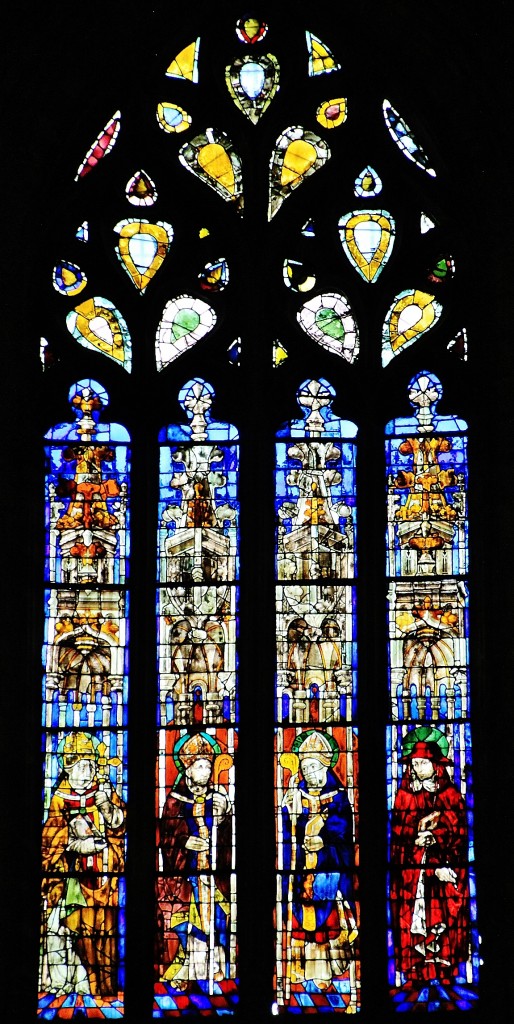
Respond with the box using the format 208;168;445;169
7;5;505;1022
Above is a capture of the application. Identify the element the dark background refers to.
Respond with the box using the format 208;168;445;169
2;1;513;1021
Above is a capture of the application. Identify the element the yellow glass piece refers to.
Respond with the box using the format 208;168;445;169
390;291;437;352
199;227;210;238
273;340;289;366
61;267;78;287
316;98;347;129
280;140;317;187
198;143;235;194
115;221;172;293
156;102;192;134
243;18;261;40
132;176;151;200
165;38;199;82
343;213;393;282
73;299;126;364
307;32;340;76
203;263;223;287
286;263;316;292
58;265;86;295
361;172;375;192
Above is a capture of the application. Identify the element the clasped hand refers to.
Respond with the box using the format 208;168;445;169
67;814;107;854
303;835;323;853
185;835;210;852
415;830;437;847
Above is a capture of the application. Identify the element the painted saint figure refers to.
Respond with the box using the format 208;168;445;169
158;732;232;990
390;731;470;987
40;731;126;997
281;730;358;993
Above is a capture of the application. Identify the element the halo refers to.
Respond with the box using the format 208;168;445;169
57;730;99;769
292;729;339;768
401;725;449;760
173;731;221;773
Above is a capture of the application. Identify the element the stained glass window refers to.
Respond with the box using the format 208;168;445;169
385;372;478;1010
5;5;511;1024
274;379;359;1012
155;380;239;1013
40;380;130;1015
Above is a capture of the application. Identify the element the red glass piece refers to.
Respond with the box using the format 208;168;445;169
77;113;120;179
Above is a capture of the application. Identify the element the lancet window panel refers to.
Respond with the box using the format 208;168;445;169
40;380;130;1018
154;379;239;1015
274;379;360;1014
385;372;479;1012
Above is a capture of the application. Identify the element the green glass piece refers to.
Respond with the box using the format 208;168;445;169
433;258;448;279
315;307;345;340
172;309;201;339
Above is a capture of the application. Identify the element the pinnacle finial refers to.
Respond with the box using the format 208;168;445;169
297;378;335;436
179;378;214;440
407;371;442;433
69;379;108;440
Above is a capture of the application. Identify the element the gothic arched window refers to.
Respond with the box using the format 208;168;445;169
4;3;512;1023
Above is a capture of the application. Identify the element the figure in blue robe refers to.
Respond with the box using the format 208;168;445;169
281;730;358;991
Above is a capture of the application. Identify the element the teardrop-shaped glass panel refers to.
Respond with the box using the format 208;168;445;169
427;254;455;284
297;292;359;362
225;54;279;124
316;98;347;129
268;127;330;220
382;289;442;366
273;339;289;366
40;336;58;370
227;337;241;364
306;31;341;76
235;17;268;44
448;328;468;361
338;210;395;283
53;261;87;297
75;111;121;181
76;220;89;242
165;38;200;82
114;220;173;293
199;257;229;292
354;165;382;197
179;129;243;212
283;259;316;292
420;212;436;233
155;295;216;370
125;169;158;206
383;99;436;177
301;219;316;238
156;102;192;134
66;297;132;371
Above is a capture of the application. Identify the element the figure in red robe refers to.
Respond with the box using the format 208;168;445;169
390;738;469;986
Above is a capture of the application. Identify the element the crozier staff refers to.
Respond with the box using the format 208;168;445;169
281;730;357;996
